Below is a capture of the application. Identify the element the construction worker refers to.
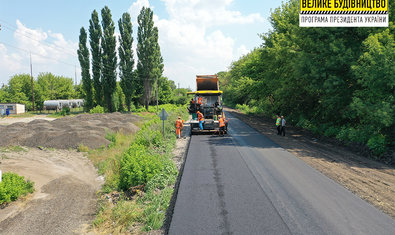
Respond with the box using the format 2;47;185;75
175;116;184;138
197;110;204;130
189;98;197;120
218;115;226;136
276;114;281;135
197;96;203;105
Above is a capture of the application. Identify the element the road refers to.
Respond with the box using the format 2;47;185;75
169;112;395;234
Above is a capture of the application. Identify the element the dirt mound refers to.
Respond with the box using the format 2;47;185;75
0;113;141;149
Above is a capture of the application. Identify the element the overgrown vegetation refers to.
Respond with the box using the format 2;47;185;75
0;172;34;204
89;104;187;233
219;0;394;160
90;105;105;114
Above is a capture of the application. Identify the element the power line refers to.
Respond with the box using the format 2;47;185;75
0;21;161;83
0;19;77;57
0;40;76;67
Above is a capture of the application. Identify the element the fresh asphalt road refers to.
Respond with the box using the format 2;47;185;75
169;112;395;234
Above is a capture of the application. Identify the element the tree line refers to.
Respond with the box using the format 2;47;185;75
78;6;163;112
0;73;78;111
219;0;394;158
0;71;188;112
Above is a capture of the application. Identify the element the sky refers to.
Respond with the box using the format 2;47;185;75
0;0;282;90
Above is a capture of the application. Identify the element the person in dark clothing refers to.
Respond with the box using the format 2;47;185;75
280;116;286;136
276;115;281;135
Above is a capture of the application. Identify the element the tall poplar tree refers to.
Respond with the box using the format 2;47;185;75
89;10;103;106
137;7;163;110
101;6;117;112
118;12;135;112
77;27;93;110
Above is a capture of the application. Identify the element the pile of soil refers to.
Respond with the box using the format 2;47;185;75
0;148;103;234
0;113;141;149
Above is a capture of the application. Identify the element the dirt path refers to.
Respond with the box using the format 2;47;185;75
0;115;56;125
0;148;103;234
225;108;395;219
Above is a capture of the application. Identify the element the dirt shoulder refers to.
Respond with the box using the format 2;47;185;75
0;115;56;125
0;148;103;234
225;107;395;219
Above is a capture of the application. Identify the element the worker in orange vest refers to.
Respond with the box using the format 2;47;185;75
197;111;204;130
175;116;184;138
218;115;227;136
197;96;203;105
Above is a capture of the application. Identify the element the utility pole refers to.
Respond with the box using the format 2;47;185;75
178;83;180;96
156;82;159;115
74;65;77;86
30;53;35;112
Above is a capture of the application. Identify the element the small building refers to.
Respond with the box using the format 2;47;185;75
0;103;26;115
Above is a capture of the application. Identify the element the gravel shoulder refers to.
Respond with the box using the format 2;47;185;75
225;107;395;219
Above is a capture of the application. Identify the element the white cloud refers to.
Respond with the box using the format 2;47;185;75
128;0;151;23
236;44;249;58
0;20;78;85
150;0;264;88
161;0;264;27
0;43;25;78
14;20;77;64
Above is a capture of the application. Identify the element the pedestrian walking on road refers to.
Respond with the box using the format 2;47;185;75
276;114;281;135
281;116;286;136
175;116;184;138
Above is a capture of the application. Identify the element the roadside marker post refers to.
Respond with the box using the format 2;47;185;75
159;108;168;138
0;170;2;182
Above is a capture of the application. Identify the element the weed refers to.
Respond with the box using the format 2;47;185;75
1;154;9;159
77;144;90;153
0;146;27;153
90;105;105;114
0;172;34;204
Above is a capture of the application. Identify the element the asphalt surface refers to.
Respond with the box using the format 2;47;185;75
169;112;395;234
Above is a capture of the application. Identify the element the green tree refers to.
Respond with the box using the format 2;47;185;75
118;12;135;112
89;9;103;106
101;6;117;112
6;74;36;110
77;27;93;111
219;0;394;157
157;76;172;104
349;26;395;155
36;73;74;100
137;7;163;110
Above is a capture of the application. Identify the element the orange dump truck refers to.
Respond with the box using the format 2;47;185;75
187;75;225;134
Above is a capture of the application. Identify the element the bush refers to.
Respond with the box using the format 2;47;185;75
324;126;340;137
105;132;117;148
90;105;105;114
145;160;178;193
172;96;189;105
77;144;89;152
367;135;387;156
0;172;34;204
59;107;70;116
119;143;164;190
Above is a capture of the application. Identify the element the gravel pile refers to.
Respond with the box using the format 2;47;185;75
0;112;141;149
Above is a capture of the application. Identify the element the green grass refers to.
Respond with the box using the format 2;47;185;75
90;104;188;234
0;146;27;153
